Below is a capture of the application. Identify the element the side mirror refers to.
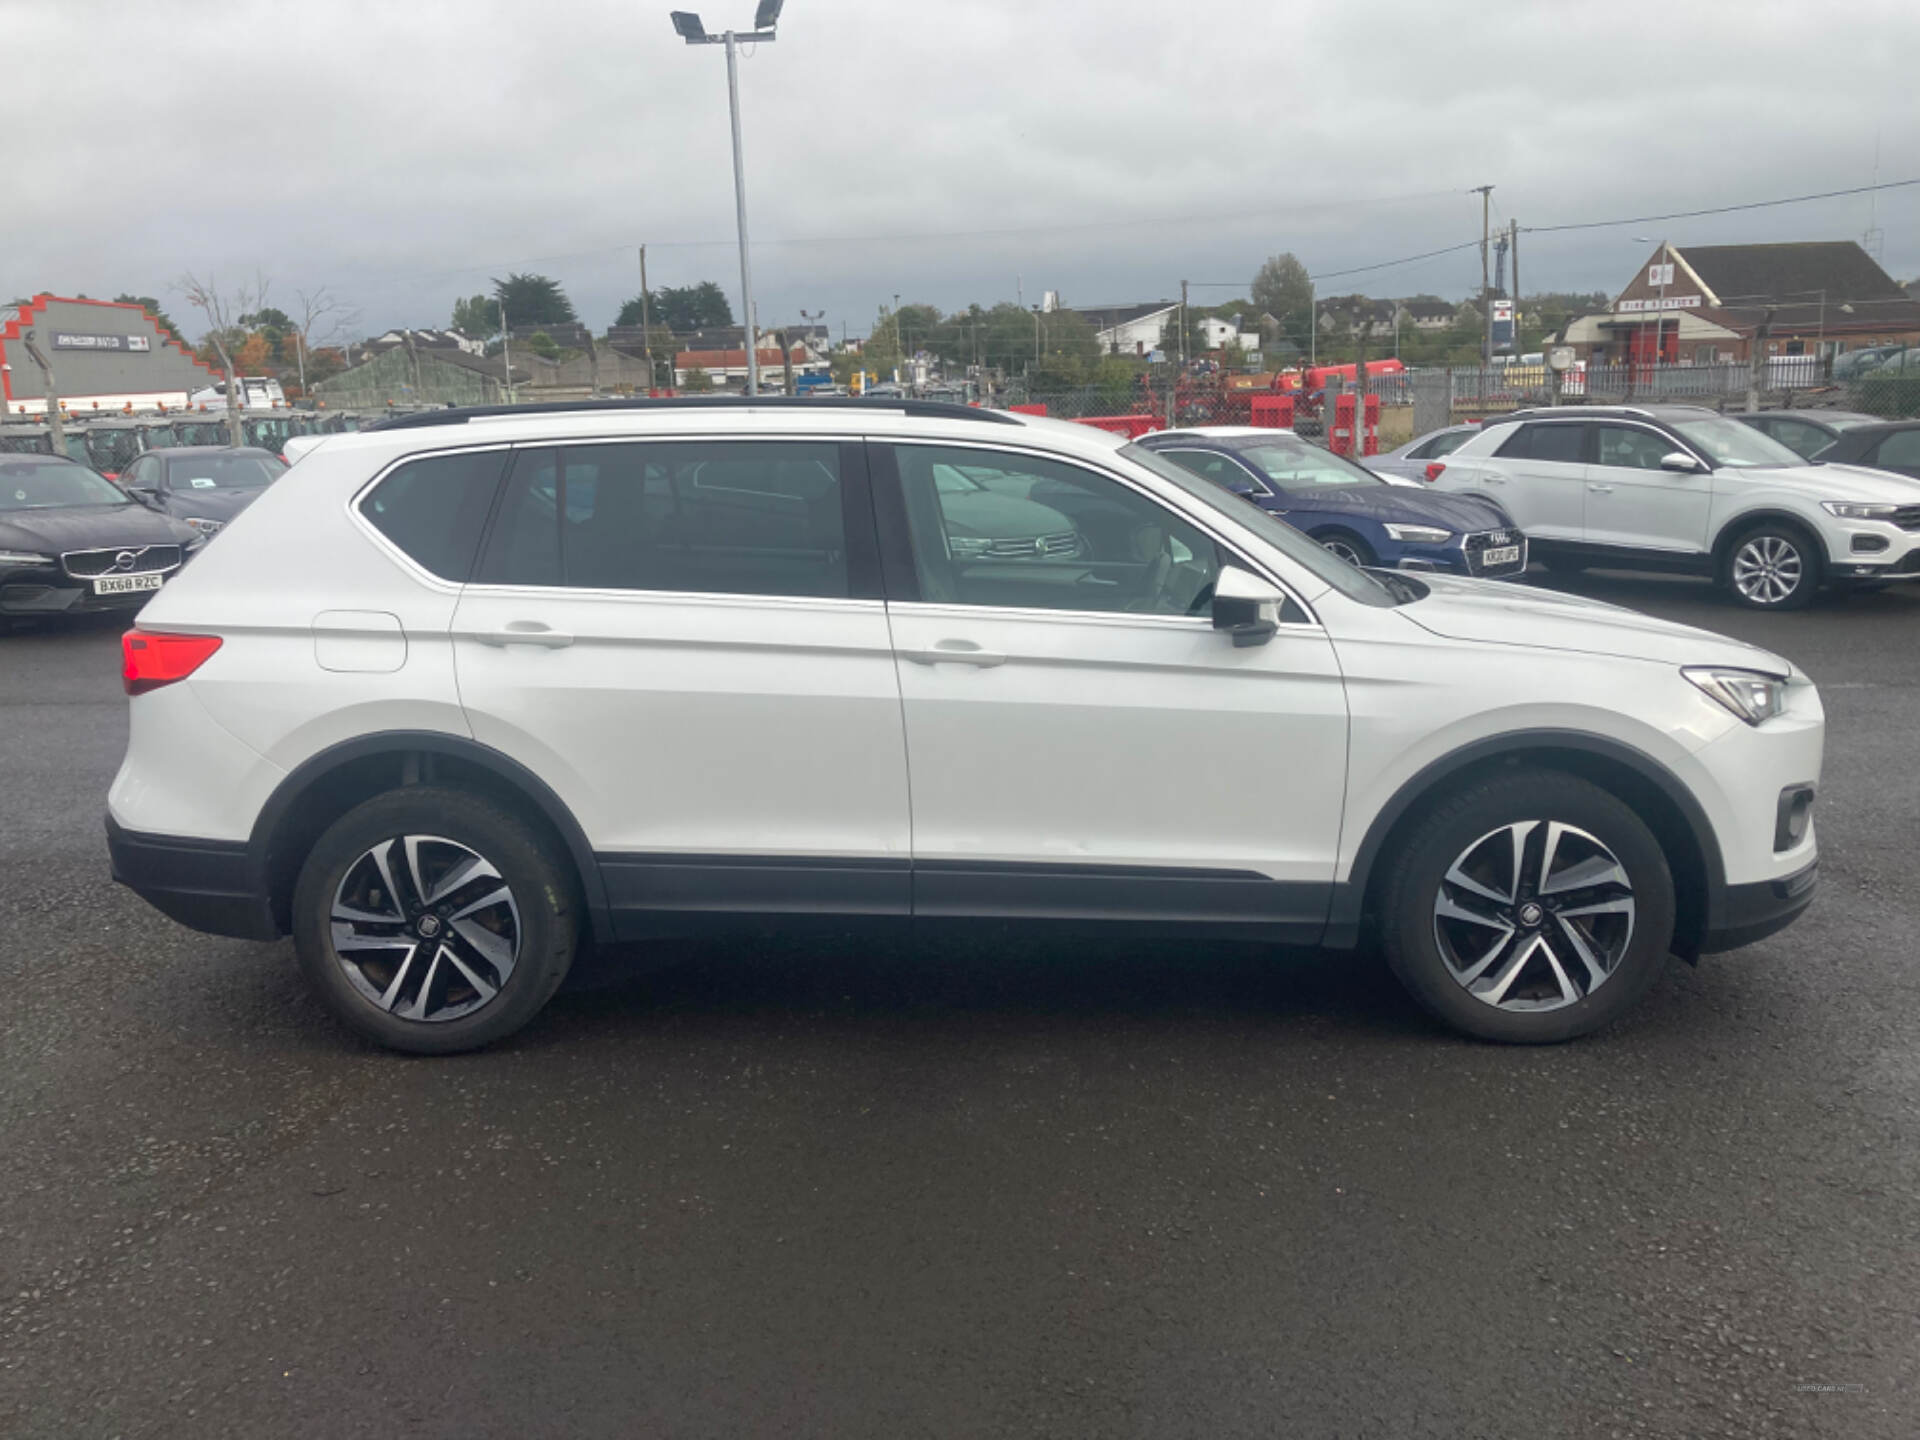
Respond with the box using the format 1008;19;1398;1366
1211;566;1283;648
1660;451;1704;473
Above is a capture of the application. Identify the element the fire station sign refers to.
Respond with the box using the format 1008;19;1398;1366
52;332;150;353
1615;295;1703;313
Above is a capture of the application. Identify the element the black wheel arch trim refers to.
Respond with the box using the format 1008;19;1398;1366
1324;728;1728;951
247;730;612;942
1714;510;1832;568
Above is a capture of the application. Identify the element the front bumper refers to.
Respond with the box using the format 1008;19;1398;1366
1700;858;1818;954
1394;530;1529;580
106;815;280;941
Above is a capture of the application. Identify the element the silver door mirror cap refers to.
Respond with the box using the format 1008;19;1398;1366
1212;566;1283;647
1660;451;1704;472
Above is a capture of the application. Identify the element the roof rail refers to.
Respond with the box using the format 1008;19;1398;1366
1503;403;1656;422
361;396;1025;432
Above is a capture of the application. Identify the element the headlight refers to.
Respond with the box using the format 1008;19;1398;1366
0;550;55;566
1383;523;1452;544
1820;501;1900;520
1683;666;1788;726
182;517;225;535
947;535;990;557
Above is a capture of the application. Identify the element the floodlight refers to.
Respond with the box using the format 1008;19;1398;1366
670;11;707;40
754;0;784;30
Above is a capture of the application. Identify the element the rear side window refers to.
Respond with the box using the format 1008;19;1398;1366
358;449;509;581
1496;423;1587;463
477;440;848;598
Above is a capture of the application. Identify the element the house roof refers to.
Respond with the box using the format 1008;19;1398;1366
674;346;812;369
1677;241;1906;308
1066;302;1178;331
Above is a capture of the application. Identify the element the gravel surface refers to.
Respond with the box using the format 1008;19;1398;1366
3;573;1916;1438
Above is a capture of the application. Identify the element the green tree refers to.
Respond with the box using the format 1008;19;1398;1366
649;281;734;332
491;273;576;327
452;294;502;338
523;331;561;360
115;294;185;347
1251;253;1314;349
682;365;714;392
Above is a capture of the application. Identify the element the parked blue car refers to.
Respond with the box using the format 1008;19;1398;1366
1137;426;1528;578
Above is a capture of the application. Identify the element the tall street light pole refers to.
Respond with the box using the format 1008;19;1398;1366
671;3;784;397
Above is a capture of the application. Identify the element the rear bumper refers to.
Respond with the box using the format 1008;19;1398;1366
1699;858;1817;954
105;815;280;941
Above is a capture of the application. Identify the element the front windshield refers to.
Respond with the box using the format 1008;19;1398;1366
0;460;133;511
1121;443;1396;606
1672;415;1804;469
170;454;286;490
1232;438;1383;490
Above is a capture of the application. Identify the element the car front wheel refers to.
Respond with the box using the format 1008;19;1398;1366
1722;522;1821;610
1316;529;1376;568
291;786;580;1054
1377;770;1676;1043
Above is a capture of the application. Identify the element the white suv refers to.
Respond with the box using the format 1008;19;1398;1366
1431;404;1920;608
107;399;1823;1053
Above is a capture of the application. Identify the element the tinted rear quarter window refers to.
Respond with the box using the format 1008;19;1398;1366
1498;423;1586;463
358;449;509;581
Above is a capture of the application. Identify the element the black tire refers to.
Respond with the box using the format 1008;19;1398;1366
1315;528;1377;568
1719;520;1822;611
291;786;580;1054
1377;769;1676;1044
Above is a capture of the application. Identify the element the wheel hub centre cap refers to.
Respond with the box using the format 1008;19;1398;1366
1517;901;1544;927
415;913;443;938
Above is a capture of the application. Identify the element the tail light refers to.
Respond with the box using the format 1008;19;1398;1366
1424;461;1446;482
122;629;222;696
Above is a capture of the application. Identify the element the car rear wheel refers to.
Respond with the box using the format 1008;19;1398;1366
1722;522;1821;610
291;786;579;1054
1316;529;1376;568
1377;770;1675;1043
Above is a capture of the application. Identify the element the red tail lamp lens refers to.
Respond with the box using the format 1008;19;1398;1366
1424;461;1446;482
122;630;222;696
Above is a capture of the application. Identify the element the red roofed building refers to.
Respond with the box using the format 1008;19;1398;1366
673;343;826;392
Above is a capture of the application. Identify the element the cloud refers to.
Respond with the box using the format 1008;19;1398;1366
12;0;1918;339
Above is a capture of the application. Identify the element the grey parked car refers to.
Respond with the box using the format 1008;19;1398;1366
118;446;288;538
1365;423;1479;482
1729;410;1880;462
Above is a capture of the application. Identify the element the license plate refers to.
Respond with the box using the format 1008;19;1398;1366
1481;545;1522;568
93;573;164;595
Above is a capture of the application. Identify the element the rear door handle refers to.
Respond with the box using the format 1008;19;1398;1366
1588;484;1615;494
1483;475;1506;485
900;640;1005;668
471;622;575;649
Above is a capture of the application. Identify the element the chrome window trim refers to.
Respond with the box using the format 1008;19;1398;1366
347;441;518;595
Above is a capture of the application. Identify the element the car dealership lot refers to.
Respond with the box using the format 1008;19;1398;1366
3;578;1918;1437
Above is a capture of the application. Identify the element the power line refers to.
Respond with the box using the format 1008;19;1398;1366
1309;239;1484;282
1521;176;1920;235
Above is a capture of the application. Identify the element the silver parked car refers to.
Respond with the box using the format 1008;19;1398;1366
1366;424;1479;483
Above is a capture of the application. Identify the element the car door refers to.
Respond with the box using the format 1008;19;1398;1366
871;439;1348;937
1864;429;1920;479
1479;421;1589;540
1583;422;1712;554
450;437;912;931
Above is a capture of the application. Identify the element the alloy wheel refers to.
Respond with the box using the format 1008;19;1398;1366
1431;820;1636;1013
1321;537;1366;567
329;835;521;1022
1731;534;1803;605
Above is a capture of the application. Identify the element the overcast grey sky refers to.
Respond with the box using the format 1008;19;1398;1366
11;0;1919;341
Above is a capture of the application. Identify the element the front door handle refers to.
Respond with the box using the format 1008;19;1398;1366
1588;484;1615;494
900;640;1005;668
471;622;575;649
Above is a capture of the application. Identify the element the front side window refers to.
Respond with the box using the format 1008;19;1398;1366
1875;430;1920;470
1766;419;1830;461
1158;449;1263;493
892;444;1218;616
1593;425;1678;471
478;441;848;599
358;449;509;581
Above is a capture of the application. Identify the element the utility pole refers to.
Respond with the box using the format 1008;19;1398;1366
500;301;515;404
1509;219;1521;353
638;245;654;391
1746;308;1775;412
1473;185;1494;375
21;333;63;455
1180;278;1189;367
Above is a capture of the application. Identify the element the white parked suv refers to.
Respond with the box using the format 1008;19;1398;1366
107;399;1823;1053
1430;404;1920;608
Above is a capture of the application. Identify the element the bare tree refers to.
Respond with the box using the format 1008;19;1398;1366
178;270;270;445
292;286;357;399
